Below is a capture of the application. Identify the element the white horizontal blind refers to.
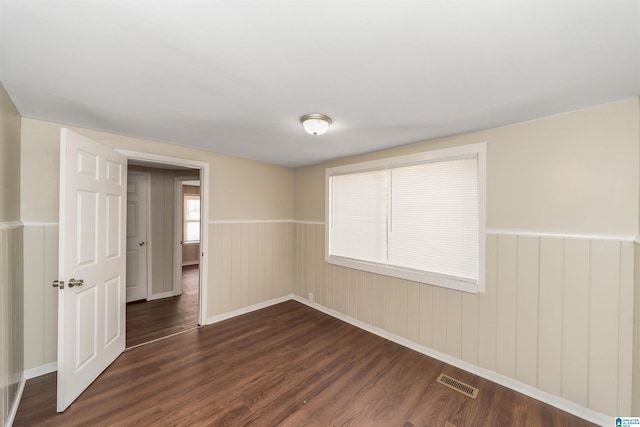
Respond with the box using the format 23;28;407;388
330;170;387;263
326;143;485;293
388;158;478;281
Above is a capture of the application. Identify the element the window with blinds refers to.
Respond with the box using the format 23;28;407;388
326;143;486;293
184;194;201;243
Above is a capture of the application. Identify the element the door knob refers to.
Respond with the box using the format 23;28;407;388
52;280;64;289
139;241;146;246
68;278;84;288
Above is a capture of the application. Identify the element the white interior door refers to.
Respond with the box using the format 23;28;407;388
56;128;127;412
126;172;148;302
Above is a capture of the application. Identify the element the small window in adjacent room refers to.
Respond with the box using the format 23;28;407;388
183;194;201;243
326;142;486;293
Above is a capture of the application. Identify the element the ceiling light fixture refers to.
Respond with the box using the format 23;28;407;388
300;113;332;136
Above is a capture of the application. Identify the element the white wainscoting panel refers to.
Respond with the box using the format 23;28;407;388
22;224;58;371
294;223;635;419
22;221;296;376
208;222;294;317
0;224;24;427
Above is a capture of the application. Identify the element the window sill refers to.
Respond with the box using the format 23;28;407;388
327;255;482;294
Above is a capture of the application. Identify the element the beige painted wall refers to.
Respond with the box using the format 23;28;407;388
0;83;24;426
0;83;21;223
293;98;640;419
21;117;295;370
296;98;640;237
21;118;294;222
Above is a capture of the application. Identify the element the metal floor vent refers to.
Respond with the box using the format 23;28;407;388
436;373;479;399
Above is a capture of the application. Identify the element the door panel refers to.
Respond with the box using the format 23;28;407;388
104;276;121;346
57;128;127;412
77;190;98;266
76;287;97;369
106;194;121;259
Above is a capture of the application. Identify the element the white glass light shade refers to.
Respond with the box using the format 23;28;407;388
300;113;332;135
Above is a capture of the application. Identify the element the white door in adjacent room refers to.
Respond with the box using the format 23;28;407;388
126;172;149;302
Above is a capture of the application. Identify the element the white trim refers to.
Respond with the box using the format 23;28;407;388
24;361;58;379
174;175;201;296
125;326;200;350
205;295;291;325
20;221;59;227
15;223;638;241
0;220;22;229
6;375;26;427
209;219;294;224
206;222;638;243
328;255;480;293
182;260;199;267
477;144;487;293
147;291;175;301
326;142;488;175
144;172;153;302
209;219;327;225
116;150;204;169
116;149;209;326
291;295;610;427
487;228;637;242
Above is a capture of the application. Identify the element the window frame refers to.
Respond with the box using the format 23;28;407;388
183;193;201;244
325;142;487;294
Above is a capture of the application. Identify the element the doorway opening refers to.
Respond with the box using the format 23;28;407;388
118;150;209;348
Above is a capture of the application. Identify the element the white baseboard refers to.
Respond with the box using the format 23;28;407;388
205;295;291;325
147;291;175;301
290;295;610;427
24;361;57;379
6;375;26;427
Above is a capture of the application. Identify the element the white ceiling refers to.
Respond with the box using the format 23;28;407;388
1;1;639;167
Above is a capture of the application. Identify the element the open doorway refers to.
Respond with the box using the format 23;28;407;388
123;158;205;348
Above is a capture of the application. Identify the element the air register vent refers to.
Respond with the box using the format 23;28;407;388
436;373;479;399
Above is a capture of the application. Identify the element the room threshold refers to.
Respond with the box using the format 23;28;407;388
125;326;201;351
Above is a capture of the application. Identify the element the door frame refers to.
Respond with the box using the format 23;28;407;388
174;176;201;296
126;170;152;302
116;149;209;326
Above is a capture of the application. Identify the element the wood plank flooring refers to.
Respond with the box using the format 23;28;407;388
15;300;596;426
126;265;199;348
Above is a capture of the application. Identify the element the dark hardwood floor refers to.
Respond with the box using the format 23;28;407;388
15;300;595;426
126;265;199;348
